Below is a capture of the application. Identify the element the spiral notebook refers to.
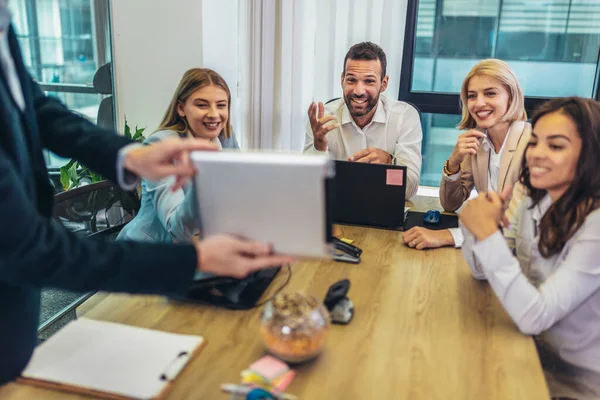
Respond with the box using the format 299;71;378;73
19;318;205;400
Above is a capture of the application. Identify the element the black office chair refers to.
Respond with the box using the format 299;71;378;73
93;62;115;131
52;180;139;238
38;181;140;338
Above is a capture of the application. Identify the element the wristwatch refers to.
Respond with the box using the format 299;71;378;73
443;159;460;175
388;152;397;165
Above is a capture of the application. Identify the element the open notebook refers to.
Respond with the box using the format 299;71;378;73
20;318;205;400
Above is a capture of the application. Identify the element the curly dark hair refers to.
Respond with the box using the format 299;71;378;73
520;97;600;258
343;42;387;79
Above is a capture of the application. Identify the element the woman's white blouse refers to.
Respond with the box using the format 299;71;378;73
461;194;600;399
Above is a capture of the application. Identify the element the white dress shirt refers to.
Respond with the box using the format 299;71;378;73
481;131;509;194
304;94;422;199
0;8;138;190
444;126;511;247
0;26;24;110
461;195;600;400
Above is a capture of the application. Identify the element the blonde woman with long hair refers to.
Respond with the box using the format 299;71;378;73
404;59;530;250
118;68;235;243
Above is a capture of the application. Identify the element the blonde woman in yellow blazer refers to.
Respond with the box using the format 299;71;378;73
404;59;530;250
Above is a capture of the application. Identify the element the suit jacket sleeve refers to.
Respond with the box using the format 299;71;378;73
32;79;132;183
0;146;197;295
439;155;475;212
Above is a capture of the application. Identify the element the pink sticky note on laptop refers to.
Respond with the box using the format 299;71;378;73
386;169;404;186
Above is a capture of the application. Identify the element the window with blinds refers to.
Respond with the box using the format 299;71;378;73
402;0;600;186
414;0;600;60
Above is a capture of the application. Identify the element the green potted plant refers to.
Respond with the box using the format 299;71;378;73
59;118;146;190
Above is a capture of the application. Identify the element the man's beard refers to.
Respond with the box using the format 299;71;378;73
344;93;379;117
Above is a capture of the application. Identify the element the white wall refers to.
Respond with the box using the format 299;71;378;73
110;0;240;134
110;0;204;133
199;0;240;138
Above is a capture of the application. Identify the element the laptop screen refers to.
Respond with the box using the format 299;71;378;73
332;161;407;230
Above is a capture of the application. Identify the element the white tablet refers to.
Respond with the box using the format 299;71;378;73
191;150;334;258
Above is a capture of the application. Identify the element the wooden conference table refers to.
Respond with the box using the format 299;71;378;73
1;197;550;400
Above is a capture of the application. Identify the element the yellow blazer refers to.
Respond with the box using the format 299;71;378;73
439;120;532;214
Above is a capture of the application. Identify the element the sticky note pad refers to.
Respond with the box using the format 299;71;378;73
340;238;354;245
273;370;296;391
249;356;289;381
386;169;404;186
241;370;268;385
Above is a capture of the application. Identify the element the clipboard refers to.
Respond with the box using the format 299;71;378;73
18;318;206;400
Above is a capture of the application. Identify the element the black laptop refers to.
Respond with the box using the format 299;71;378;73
333;160;407;230
175;267;281;310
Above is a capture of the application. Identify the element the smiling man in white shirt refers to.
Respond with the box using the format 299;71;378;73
304;42;422;199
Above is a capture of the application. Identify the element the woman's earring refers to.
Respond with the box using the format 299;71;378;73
180;116;189;132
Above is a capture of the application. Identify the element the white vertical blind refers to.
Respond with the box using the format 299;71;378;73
443;0;499;17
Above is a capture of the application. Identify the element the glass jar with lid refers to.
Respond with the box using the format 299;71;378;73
260;292;330;363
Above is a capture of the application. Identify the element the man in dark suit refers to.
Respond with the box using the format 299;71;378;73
0;7;292;384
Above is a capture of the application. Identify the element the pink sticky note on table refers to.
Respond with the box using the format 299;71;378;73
386;169;404;186
273;370;296;391
249;356;289;380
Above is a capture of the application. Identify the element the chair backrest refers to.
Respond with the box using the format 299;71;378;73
93;62;112;94
93;62;115;131
53;181;140;239
404;101;422;120
97;96;115;131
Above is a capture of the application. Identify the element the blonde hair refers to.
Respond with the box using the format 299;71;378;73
457;59;527;130
155;68;232;138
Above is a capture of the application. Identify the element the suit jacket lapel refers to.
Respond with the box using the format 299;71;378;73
498;120;525;191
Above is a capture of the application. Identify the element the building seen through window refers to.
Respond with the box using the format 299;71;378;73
9;0;113;169
407;0;600;186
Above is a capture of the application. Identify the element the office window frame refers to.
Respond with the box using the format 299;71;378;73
15;0;114;112
13;0;115;176
398;0;600;116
